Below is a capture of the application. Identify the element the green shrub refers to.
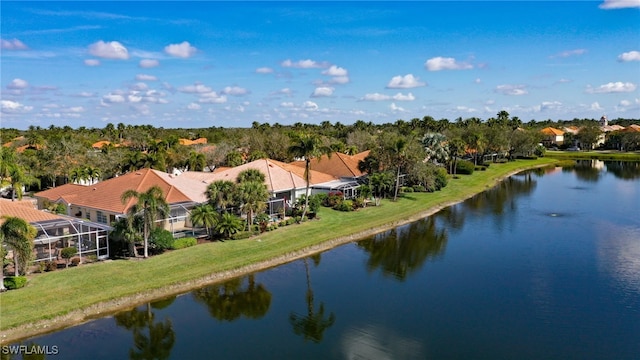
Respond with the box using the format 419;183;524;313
412;185;426;192
455;160;475;175
3;276;27;290
434;167;448;190
149;228;175;254
286;218;296;225
353;197;365;209
172;237;197;249
231;231;254;240
334;200;354;212
60;247;77;267
401;186;414;193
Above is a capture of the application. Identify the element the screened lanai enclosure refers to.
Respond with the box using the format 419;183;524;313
32;218;111;263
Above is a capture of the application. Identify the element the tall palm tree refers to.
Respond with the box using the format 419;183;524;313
1;216;37;284
121;186;170;258
8;164;40;201
389;137;408;201
287;133;332;220
189;204;218;239
206;180;236;212
236;168;265;184
237;181;269;229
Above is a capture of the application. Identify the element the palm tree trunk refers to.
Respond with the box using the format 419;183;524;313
393;166;401;201
13;252;19;276
143;221;149;258
300;160;311;222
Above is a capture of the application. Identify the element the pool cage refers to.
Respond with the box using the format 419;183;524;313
32;218;111;263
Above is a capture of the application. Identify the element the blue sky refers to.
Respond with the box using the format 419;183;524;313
1;1;639;130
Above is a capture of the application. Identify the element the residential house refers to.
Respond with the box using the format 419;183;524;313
540;127;565;147
0;199;110;263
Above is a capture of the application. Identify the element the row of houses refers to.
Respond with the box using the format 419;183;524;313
540;116;640;148
1;151;370;265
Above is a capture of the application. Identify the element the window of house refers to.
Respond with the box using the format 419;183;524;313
96;211;107;224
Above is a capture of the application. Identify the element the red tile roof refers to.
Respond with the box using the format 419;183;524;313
0;199;64;224
291;151;368;178
540;127;564;136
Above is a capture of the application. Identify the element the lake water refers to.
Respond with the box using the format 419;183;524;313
14;161;640;359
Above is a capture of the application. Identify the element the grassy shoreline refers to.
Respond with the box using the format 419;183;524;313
0;158;558;343
546;150;640;161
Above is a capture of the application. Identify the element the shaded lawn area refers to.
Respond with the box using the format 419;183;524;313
0;158;557;335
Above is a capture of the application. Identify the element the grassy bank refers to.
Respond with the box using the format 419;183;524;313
0;158;557;342
546;150;640;161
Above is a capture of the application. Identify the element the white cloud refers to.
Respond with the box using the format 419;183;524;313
586;81;637;93
130;82;149;91
281;59;327;68
322;65;348;77
101;93;126;104
130;104;151;115
88;40;129;59
393;92;415;101
539;101;563;111
7;78;29;89
390;103;406;112
280;102;294;108
424;57;472;71
599;0;640;9
619;100;631;107
164;41;197;58
363;93;391;101
256;67;274;74
84;59;100;66
550;49;587;58
474;78;482;84
1;38;28;50
74;91;95;98
330;76;350;84
139;59;160;68
198;92;227;104
495;84;528;96
455;106;477;113
136;74;157;81
617;50;640;62
386;74;426;89
303;101;319;111
222;86;248;96
187;102;201;110
178;83;212;94
1;100;33;113
128;93;142;103
312;86;334;97
591;102;604;111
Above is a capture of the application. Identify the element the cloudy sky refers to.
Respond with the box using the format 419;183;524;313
1;1;639;129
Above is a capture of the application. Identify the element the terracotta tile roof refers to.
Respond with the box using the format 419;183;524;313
91;140;119;149
540;127;564;136
291;151;367;178
179;138;208;146
182;158;337;193
0;199;64;224
622;124;640;132
34;169;196;214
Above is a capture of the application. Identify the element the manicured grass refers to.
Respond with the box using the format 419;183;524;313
0;158;557;337
546;150;640;161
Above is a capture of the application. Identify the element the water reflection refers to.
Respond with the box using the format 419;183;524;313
192;275;272;321
357;216;447;281
464;173;537;216
114;301;175;360
605;161;640;180
341;325;424;360
289;255;336;343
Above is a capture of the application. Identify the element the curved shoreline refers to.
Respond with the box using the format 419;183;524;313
1;164;551;343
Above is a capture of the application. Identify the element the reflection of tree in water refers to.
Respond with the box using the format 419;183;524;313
564;160;601;182
289;256;336;343
605;161;640;180
192;274;272;321
114;301;175;360
464;172;536;216
357;216;448;281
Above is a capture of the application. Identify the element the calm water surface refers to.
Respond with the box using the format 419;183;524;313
16;161;640;359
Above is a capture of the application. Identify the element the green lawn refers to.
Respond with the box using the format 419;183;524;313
0;158;557;338
546;150;640;161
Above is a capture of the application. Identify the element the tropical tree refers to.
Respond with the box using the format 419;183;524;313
215;212;243;239
287;133;332;220
110;217;142;257
8;164;40;201
1;216;37;282
121;186;170;258
236;169;265;184
237;181;269;229
368;172;394;205
189;204;218;239
206;180;236;212
422;132;449;165
389;137;408;201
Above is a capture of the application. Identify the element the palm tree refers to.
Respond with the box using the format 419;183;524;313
389;137;408;201
206;180;236;212
236;168;265;184
422;133;449;165
368;172;394;205
110;217;142;257
1;216;37;284
237;181;269;229
121;186;170;258
215;212;243;240
189;204;218;239
287;133;332;221
8;164;40;201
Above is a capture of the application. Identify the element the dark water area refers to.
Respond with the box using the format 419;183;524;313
13;161;640;359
